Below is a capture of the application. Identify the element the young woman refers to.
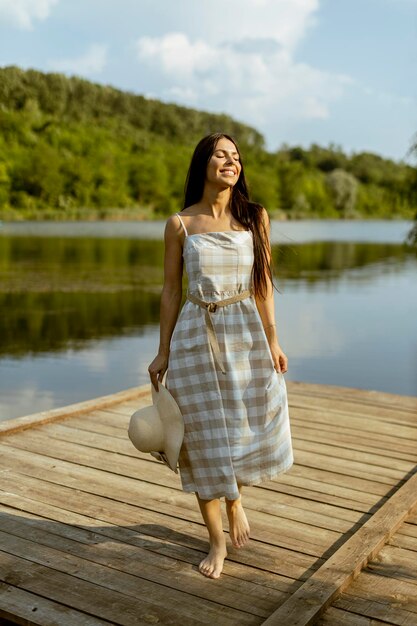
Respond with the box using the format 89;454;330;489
148;133;293;579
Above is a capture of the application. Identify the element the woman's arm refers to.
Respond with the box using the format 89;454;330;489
254;208;288;374
148;215;184;390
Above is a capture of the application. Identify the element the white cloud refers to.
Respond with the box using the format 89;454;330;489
48;44;107;75
135;30;353;141
132;0;356;148
192;0;320;53
0;0;57;30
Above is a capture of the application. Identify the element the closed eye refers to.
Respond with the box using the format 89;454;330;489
214;151;240;161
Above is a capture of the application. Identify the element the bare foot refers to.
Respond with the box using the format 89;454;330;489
226;497;250;548
198;540;227;579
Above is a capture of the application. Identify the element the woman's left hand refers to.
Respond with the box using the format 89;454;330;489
270;343;288;373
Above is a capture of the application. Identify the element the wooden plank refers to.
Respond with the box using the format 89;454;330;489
0;498;299;594
0;385;149;436
0;583;110;626
0;447;337;556
33;420;156;457
0;473;320;581
289;408;417;441
0;430;368;532
293;438;416;473
388;531;417;553
67;409;417;462
396;522;417;539
0;433;372;534
53;415;130;439
291;425;417;463
334;588;417;624
0;551;255;626
407;509;417;524
316;605;395;625
25;417;396;497
290;395;417;425
286;380;417;412
291;449;405;483
43;423;375;521
64;409;417;469
258;480;385;514
32;422;387;513
390;518;417;539
280;464;393;496
4;418;393;499
366;544;417;586
291;417;417;457
0;511;286;618
46;388;417;427
29;418;388;511
260;470;417;626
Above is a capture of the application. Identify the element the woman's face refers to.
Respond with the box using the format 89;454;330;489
205;137;242;188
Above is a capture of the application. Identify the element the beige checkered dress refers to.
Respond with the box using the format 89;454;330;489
164;213;294;500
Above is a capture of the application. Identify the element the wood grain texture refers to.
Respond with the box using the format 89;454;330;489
261;473;417;625
0;382;416;626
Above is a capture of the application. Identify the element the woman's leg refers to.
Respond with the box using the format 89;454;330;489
225;484;250;548
195;494;227;579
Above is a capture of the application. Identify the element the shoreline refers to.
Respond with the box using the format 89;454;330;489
0;218;414;246
0;209;413;224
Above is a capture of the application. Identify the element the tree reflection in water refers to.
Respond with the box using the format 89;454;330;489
0;234;413;358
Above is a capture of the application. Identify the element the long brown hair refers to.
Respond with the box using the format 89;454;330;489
182;132;279;300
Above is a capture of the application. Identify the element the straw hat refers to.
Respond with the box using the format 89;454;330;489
128;381;184;473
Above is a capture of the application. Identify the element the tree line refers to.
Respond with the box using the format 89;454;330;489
0;66;415;220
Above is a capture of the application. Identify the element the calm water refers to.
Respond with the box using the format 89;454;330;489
0;219;416;420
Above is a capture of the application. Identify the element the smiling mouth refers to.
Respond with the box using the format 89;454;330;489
220;169;236;176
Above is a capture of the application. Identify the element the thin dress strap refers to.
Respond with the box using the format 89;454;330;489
176;212;188;237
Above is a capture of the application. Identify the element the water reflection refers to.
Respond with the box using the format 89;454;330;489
276;241;412;284
0;291;160;355
0;226;416;418
0;237;414;359
0;237;166;291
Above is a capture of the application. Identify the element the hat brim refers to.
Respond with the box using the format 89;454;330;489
152;382;184;472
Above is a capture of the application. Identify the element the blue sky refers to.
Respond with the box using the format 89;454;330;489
0;0;416;163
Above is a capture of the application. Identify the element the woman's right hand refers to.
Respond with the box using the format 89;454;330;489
148;353;169;392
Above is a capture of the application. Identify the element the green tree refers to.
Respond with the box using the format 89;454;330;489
0;161;10;207
0;66;415;220
325;169;358;218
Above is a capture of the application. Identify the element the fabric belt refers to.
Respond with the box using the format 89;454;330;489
186;289;253;374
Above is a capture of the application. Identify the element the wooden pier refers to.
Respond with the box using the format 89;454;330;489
0;381;416;625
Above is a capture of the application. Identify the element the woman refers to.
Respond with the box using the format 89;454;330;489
148;133;293;579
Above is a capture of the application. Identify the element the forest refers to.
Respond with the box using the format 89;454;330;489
0;66;416;221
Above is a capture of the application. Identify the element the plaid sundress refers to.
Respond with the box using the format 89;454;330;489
164;213;294;500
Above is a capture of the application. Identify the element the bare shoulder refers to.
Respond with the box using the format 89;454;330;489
164;213;182;239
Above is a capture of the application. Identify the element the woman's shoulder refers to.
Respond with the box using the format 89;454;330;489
165;209;195;239
167;206;198;219
166;206;199;227
164;213;179;234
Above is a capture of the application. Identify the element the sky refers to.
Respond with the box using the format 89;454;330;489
0;0;416;164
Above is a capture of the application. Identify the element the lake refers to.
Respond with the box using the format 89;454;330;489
0;219;416;421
